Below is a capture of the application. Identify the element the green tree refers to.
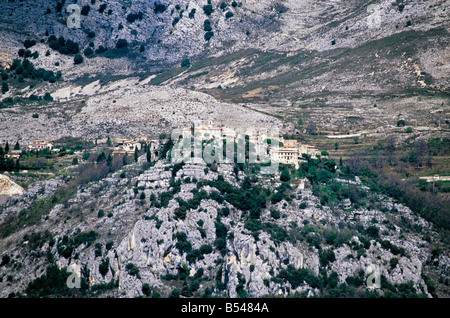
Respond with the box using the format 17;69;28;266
43;93;53;101
73;54;84;65
280;169;290;182
2;82;9;94
334;142;339;150
297;117;303;126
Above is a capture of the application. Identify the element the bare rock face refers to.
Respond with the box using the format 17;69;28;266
0;174;24;204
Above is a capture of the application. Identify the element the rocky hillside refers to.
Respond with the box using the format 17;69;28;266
0;0;448;140
0;154;447;298
0;0;449;299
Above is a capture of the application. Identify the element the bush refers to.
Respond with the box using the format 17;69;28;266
99;258;109;276
81;5;91;16
126;263;140;278
1;82;9;94
319;249;336;267
24;39;36;49
74;54;84;65
181;58;191;68
84;47;94;56
203;4;214;16
225;11;234;19
116;39;128;49
1;254;10;266
154;3;167;14
43;92;53;101
204;31;214;41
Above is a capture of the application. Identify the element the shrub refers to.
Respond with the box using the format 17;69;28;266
126;263;140;278
99;3;107;13
1;82;9;94
390;257;399;270
116;39;128;49
142;283;151;296
24;39;36;49
366;226;379;239
181;58;191;68
99;258;109;276
280;169;290;182
203;4;214;16
154;3;167;14
1;254;10;266
73;54;84;65
97;209;105;218
204;31;214;41
43;92;53;101
319;249;336;267
127;12;143;23
225;11;234;19
84;47;94;57
81;5;91;16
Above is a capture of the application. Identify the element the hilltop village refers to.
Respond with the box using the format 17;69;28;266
1;121;321;172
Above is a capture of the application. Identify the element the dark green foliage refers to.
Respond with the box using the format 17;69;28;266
390;257;399;270
126;263;140;278
277;265;322;289
99;3;107;13
181;58;191;68
142;283;151;296
175;232;192;254
280;168;291;182
186;249;204;264
24;39;36;49
203;4;214;16
169;289;180;298
73;54;83;65
204;19;212;31
99;258;109;276
43;92;53;101
25;264;87;297
1;254;10;266
204;31;214;41
319;249;336;267
225;11;234;19
84;47;94;56
365;225;379;239
270;209;281;219
105;241;114;251
154;3;167;14
1;82;9;94
116;39;128;49
127;12;143;23
81;5;90;16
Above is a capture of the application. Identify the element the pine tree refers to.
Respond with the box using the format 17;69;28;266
14;141;20;150
5;141;9;154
